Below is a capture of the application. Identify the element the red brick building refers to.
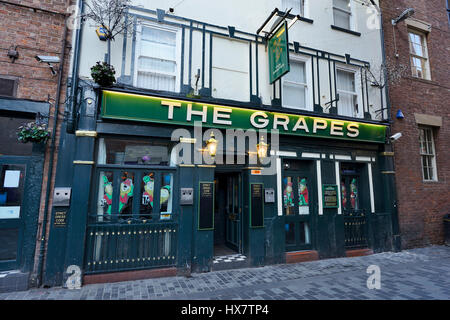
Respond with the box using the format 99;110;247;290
380;0;450;248
0;0;74;291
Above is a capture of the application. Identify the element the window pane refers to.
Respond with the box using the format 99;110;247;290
0;164;26;219
337;70;355;92
283;176;295;215
283;83;306;109
140;172;155;219
119;172;134;215
140;40;176;61
341;179;347;208
138;57;176;73
338;92;357;117
160;173;173;219
137;72;176;92
299;222;310;244
298;177;309;215
98;138;171;166
285;222;295;245
333;0;350;11
97;171;114;217
334;9;351;29
0;229;18;261
284;61;306;83
0;117;33;156
350;178;358;210
142;27;176;46
282;0;304;16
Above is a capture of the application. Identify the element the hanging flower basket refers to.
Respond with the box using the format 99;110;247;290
90;61;116;87
17;121;50;144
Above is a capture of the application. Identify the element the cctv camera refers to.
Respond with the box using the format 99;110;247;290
390;132;402;141
35;55;60;63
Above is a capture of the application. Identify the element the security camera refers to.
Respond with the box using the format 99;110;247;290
35;55;60;63
35;55;60;76
392;8;415;25
390;132;402;141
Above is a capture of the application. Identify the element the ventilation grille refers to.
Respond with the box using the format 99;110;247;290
0;78;16;97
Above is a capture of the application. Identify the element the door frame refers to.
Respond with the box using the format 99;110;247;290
282;160;316;252
214;167;244;254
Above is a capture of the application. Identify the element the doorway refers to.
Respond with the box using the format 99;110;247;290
214;172;242;256
340;162;369;249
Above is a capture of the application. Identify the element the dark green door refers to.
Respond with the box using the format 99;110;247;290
225;173;242;252
340;164;368;249
283;161;314;252
0;157;29;271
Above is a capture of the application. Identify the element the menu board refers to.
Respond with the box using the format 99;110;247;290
198;182;214;230
250;183;264;228
323;184;338;208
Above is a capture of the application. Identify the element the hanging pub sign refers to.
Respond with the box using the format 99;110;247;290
268;21;290;84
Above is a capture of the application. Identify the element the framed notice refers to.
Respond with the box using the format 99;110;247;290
198;182;214;230
250;183;264;228
268;21;290;84
323;184;339;208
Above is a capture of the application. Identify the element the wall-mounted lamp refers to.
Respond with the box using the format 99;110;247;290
7;46;19;63
206;131;218;157
256;136;269;160
392;8;415;25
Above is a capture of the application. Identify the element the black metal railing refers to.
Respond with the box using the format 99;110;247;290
84;217;178;274
343;210;368;249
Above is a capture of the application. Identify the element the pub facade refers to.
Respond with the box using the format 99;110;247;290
42;0;400;286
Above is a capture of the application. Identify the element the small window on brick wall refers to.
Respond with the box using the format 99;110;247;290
0;78;17;97
419;126;438;181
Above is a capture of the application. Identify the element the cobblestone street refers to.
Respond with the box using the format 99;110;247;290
0;245;449;300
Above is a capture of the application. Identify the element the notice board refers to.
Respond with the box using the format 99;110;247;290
250;183;264;228
198;182;214;230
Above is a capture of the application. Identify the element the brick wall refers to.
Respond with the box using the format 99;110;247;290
380;0;450;248
0;0;75;277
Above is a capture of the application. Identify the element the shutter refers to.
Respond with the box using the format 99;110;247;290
0;78;16;97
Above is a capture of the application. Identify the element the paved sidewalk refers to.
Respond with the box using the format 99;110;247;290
1;246;449;300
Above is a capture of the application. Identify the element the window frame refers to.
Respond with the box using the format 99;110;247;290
90;135;179;223
408;29;431;80
332;0;354;31
281;55;312;111
134;21;182;93
335;66;361;118
418;126;438;182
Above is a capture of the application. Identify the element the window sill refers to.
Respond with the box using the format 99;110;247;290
405;76;438;86
331;25;361;37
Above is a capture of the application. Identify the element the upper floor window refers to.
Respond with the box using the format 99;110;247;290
135;24;180;92
408;29;430;80
336;68;358;118
419;127;437;181
333;0;352;30
282;60;308;110
282;0;304;16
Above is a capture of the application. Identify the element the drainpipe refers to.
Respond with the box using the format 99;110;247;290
66;0;84;134
36;12;69;287
378;2;401;251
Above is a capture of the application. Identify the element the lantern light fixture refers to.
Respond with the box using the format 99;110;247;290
206;131;218;157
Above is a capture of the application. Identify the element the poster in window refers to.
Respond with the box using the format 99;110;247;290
283;177;295;215
298;177;309;215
